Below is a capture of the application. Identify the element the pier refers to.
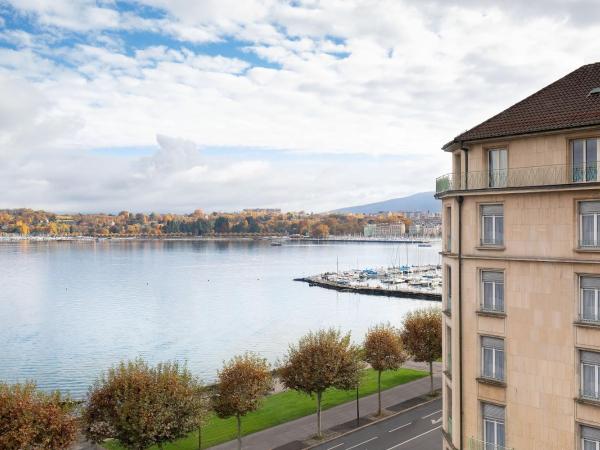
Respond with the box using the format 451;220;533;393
294;265;442;301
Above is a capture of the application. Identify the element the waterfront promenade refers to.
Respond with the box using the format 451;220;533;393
209;362;441;450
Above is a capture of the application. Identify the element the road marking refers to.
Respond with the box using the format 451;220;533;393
431;417;442;425
345;436;379;449
385;426;441;449
388;422;411;432
326;444;344;450
421;409;442;419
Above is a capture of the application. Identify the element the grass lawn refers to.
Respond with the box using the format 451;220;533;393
103;367;426;450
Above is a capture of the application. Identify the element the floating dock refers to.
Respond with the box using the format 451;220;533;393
294;265;442;301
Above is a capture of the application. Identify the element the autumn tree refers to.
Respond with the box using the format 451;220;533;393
401;308;442;394
364;324;407;416
0;382;77;450
279;329;361;438
212;353;272;450
83;359;207;450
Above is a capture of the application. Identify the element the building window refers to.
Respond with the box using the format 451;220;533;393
582;424;600;450
581;276;600;323
481;336;505;381
446;385;453;438
446;326;452;374
481;271;504;313
481;204;504;246
445;206;452;251
572;138;598;182
488;148;508;188
580;201;600;248
581;350;600;401
446;265;452;313
482;403;505;449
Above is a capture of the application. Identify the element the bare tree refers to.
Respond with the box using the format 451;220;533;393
212;353;273;450
83;359;207;450
364;323;407;416
0;382;77;450
279;329;361;438
401;308;442;394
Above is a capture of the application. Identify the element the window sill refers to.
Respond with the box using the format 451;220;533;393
443;370;452;380
475;245;506;251
476;377;506;388
476;310;506;318
574;320;600;329
443;309;452;318
576;396;600;407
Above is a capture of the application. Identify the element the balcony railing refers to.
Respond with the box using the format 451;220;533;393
436;163;600;194
580;239;600;249
580;388;600;402
468;437;514;450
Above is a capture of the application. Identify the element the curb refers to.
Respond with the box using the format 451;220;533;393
302;392;442;450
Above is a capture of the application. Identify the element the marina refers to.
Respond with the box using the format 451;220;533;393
294;264;442;301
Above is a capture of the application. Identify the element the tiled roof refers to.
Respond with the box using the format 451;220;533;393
444;62;600;149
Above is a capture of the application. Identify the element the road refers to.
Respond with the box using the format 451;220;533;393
311;398;442;450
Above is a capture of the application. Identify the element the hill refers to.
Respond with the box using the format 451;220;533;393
333;192;439;214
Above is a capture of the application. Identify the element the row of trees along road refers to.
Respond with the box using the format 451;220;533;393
0;308;441;450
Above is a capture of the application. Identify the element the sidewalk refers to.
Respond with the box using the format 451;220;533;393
210;364;442;450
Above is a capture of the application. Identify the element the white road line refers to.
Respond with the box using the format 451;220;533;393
385;426;441;449
326;443;344;450
345;436;379;450
421;409;442;419
388;422;412;433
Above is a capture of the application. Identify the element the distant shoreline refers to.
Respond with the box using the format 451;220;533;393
0;235;439;244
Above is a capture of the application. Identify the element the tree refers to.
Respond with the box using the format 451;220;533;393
214;216;230;234
212;353;272;450
401;308;442;395
0;382;77;450
83;359;207;450
311;223;329;238
279;329;361;438
364;324;407;416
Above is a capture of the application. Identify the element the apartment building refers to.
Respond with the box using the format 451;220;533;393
437;63;600;450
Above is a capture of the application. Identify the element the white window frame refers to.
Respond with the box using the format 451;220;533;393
582;438;600;450
481;271;504;312
581;362;600;400
580;276;600;323
488;148;508;188
481;338;505;381
571;138;599;183
481;205;504;246
484;417;505;448
580;212;600;248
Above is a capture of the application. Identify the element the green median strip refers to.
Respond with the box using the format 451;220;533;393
103;368;426;450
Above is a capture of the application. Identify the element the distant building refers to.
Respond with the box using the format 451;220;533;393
243;208;282;214
363;222;405;237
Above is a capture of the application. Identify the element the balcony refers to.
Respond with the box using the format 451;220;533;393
435;163;600;195
468;437;514;450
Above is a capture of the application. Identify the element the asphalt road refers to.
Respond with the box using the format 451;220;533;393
311;398;442;450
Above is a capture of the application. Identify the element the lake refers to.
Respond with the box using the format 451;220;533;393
0;239;441;398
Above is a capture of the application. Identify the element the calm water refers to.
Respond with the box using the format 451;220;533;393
0;239;441;397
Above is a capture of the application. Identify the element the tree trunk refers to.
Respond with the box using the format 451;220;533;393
198;425;202;450
429;360;434;395
236;414;242;450
377;370;382;416
316;391;323;438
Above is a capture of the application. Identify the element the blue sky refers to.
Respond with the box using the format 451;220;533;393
0;0;598;213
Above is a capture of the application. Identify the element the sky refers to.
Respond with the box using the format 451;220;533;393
0;1;599;213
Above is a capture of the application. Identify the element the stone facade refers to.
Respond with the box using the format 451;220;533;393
439;129;600;450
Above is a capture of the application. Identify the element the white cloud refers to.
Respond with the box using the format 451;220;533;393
1;0;599;211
